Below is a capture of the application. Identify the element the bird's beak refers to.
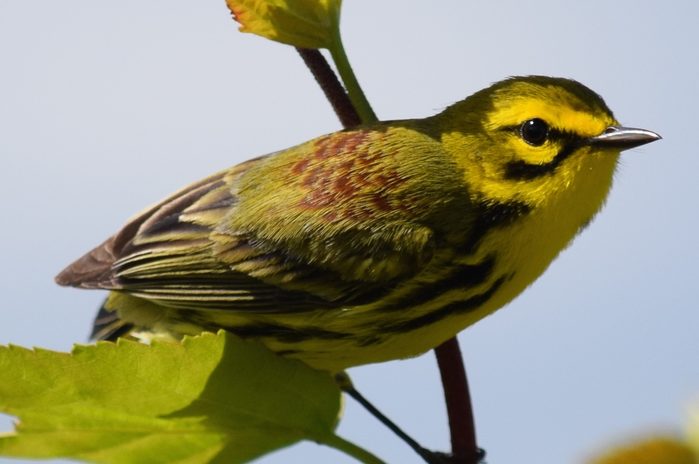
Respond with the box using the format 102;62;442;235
589;126;661;150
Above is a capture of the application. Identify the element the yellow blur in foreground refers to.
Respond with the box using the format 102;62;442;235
590;436;698;464
56;76;660;372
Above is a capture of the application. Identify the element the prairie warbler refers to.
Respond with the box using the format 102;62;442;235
56;76;660;372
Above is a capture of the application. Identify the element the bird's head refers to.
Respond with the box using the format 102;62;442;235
435;76;660;208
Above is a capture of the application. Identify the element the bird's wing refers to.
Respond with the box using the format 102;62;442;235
56;125;471;312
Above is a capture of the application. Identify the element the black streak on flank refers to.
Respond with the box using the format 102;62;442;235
461;201;532;254
232;323;352;343
275;349;301;356
504;142;579;180
381;276;506;334
357;335;383;347
379;256;495;312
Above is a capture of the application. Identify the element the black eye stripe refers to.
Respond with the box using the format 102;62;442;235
504;142;580;180
495;122;588;180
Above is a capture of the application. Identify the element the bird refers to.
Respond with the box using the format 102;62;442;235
56;75;660;373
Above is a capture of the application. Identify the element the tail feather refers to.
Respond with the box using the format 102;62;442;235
54;170;232;290
55;236;119;289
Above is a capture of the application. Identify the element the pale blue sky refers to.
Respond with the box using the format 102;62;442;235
0;1;696;463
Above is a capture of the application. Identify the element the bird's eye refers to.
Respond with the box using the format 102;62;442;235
520;118;549;146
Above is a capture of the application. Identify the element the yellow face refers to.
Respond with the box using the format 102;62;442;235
485;81;617;167
439;76;624;208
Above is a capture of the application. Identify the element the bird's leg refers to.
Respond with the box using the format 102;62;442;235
335;373;454;464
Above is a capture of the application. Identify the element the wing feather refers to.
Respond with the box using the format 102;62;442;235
56;125;472;314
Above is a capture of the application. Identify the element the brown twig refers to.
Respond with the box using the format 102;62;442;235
296;48;361;128
435;339;482;463
296;46;480;463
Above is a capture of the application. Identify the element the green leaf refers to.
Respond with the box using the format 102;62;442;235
0;331;347;463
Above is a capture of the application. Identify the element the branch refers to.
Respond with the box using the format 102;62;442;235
434;339;483;464
296;48;361;128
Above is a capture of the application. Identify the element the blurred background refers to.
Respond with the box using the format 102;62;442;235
0;1;696;463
